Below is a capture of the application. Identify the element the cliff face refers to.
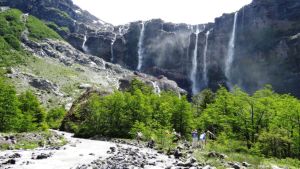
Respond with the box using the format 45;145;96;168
4;0;300;96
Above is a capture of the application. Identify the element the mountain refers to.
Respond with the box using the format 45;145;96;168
0;6;184;110
2;0;300;97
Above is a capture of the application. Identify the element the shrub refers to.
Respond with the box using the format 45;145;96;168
47;107;66;129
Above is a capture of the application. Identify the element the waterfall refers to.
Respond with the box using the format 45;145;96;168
151;81;161;94
137;22;145;71
190;25;200;95
82;34;88;52
110;33;117;62
225;12;238;90
202;30;211;88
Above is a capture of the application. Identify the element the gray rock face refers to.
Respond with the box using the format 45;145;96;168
5;0;300;97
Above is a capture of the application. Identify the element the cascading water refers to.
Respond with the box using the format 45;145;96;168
151;81;161;94
82;34;88;52
190;25;200;95
110;33;117;62
137;22;145;71
202;30;211;88
225;12;238;90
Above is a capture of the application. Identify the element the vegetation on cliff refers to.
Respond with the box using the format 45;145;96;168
0;9;61;67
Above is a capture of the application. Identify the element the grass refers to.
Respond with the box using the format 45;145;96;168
26;15;62;41
0;9;62;67
0;131;67;150
193;141;300;169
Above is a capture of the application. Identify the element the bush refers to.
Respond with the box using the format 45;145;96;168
47;107;66;129
4;34;21;50
18;91;48;132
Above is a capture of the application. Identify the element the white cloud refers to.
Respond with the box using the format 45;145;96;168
72;0;252;25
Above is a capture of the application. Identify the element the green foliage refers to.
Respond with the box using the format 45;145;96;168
0;9;26;66
197;85;300;159
67;79;193;143
0;78;20;132
46;107;66;129
18;91;48;132
0;77;48;132
192;89;215;117
0;9;62;67
26;15;62;41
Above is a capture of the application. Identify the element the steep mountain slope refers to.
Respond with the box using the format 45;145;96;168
2;0;300;97
0;8;184;110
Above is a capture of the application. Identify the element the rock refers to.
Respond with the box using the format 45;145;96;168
109;146;116;152
3;159;16;165
78;83;92;89
242;162;250;167
207;151;227;159
8;153;21;158
202;165;212;169
188;157;197;164
35;153;52;160
271;165;284;169
174;149;182;159
232;163;241;169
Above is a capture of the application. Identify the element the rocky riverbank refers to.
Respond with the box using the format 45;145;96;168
0;131;291;169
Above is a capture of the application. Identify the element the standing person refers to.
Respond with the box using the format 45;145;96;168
199;130;215;149
191;129;198;148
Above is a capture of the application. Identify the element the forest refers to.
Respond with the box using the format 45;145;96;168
61;79;300;159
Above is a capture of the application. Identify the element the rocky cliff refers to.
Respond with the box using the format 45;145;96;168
3;0;300;97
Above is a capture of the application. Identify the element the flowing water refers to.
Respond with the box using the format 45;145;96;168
137;22;145;71
82;34;88;53
110;33;117;62
151;81;161;94
202;30;211;88
225;12;238;90
190;25;200;95
0;131;177;169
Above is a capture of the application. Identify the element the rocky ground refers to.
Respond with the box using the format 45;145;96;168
0;131;288;169
0;131;215;169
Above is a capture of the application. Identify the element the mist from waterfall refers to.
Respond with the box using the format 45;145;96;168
202;30;211;88
225;12;238;90
137;22;145;71
110;33;117;62
190;25;200;95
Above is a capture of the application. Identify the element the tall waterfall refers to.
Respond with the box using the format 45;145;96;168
202;30;211;88
190;25;200;95
110;33;117;62
137;22;145;71
82;34;88;52
225;12;238;90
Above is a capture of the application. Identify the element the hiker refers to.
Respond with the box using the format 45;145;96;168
136;131;143;144
191;129;198;148
199;130;215;149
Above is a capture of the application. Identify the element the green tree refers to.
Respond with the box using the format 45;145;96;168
0;78;20;132
47;107;66;129
18;91;47;131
